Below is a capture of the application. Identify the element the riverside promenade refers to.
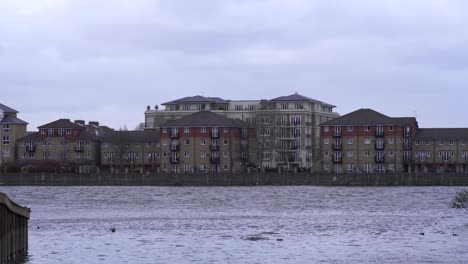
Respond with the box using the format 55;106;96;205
0;172;467;186
0;192;30;264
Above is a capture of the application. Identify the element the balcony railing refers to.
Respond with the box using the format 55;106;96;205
374;143;385;150
170;157;179;164
170;145;180;151
332;144;342;150
332;157;343;164
288;157;303;163
333;132;342;138
403;144;411;150
26;145;36;152
211;132;219;139
74;146;84;152
375;156;385;163
210;157;220;164
170;132;179;139
210;145;220;151
375;131;385;138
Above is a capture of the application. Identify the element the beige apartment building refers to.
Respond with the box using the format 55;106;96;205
321;109;418;173
16;119;110;173
145;93;338;171
101;131;160;174
413;129;468;173
0;104;28;167
159;111;253;173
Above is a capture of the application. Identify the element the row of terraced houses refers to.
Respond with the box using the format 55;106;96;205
2;93;468;174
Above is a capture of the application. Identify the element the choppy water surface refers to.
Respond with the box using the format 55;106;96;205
2;186;467;264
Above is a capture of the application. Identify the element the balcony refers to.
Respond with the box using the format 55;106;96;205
210;144;220;151
125;157;136;163
74;146;84;152
26;145;36;152
374;143;385;150
375;131;385;138
170;144;180;152
332;144;342;150
305;133;312;138
170;132;179;139
210;157;220;164
288;157;303;163
211;132;219;139
375;156;385;164
403;144;411;150
170;157;179;164
333;132;342;138
332;157;343;164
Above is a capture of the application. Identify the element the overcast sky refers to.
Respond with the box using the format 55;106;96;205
1;0;468;130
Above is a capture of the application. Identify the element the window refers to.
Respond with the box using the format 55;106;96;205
58;129;64;136
146;142;152;147
388;151;394;156
201;127;207;133
324;138;330;145
324;164;330;172
364;164;371;173
335;164;342;173
29;152;34;158
223;152;229;157
235;105;243;111
347;138;353;145
162;140;167;146
184;127;190;133
388;138;394;144
347;126;353;132
347;164;354;173
40;129;46;134
426;140;430;145
184;164;191;173
323;126;329;132
364;138;371;144
324;151;329;157
200;164;207;173
2;136;9;145
201;152;207;158
42;140;47;146
449;139;455;145
86;152;90;159
184;152;190;158
163;152;167;157
224;139;229;145
415;140;420;145
48;141;52;146
224;128;229;133
377;164;384;173
2;124;9;133
364;126;370;132
66;129;71;134
184;139;190;145
48;129;54;136
281;103;288;109
389;126;394;131
224;164;229;170
201;139;207;145
85;140;89;146
2;147;10;157
65;141;69;146
364;150;370;157
347;151;353;157
439;140;444;145
162;128;167;133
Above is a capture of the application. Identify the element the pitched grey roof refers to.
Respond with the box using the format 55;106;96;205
322;108;416;126
38;119;85;129
161;111;247;128
0;115;28;125
162;95;229;105
0;103;18;113
415;128;468;140
103;131;160;144
270;93;336;107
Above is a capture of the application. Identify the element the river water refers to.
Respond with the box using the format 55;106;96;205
1;186;467;264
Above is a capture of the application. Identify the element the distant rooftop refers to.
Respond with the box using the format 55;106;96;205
0;115;28;125
270;93;336;107
161;111;247;127
0;103;19;113
162;95;230;105
415;128;468;140
322;108;416;126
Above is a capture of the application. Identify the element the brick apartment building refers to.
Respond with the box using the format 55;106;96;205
321;109;418;173
159;111;253;173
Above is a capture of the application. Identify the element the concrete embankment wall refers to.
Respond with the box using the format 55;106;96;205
0;173;467;186
0;192;30;264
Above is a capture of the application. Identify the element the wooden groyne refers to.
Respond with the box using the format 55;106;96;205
0;192;30;264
